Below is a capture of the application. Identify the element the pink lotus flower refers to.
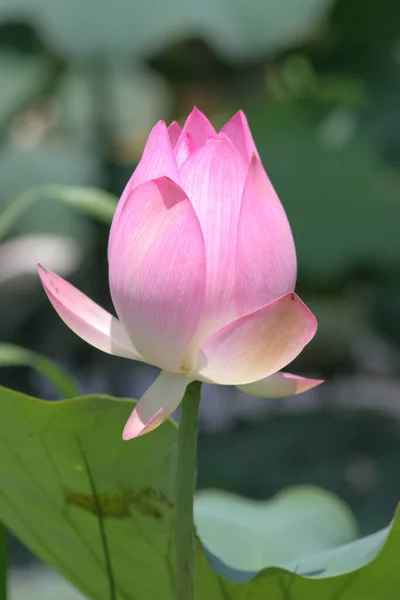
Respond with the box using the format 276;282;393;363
38;108;322;440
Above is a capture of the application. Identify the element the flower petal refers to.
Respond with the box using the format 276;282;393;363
193;292;317;385
109;177;206;373
38;265;143;361
178;106;216;148
238;371;324;397
108;121;180;260
168;121;181;148
180;135;247;337
220;110;259;163
174;132;198;168
235;154;297;315
123;371;189;439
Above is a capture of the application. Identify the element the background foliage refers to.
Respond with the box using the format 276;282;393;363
0;0;400;595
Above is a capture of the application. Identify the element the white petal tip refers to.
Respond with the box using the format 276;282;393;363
122;372;188;440
122;406;166;440
122;409;150;440
122;425;138;441
37;263;47;277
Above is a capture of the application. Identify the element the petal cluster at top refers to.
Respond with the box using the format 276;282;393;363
107;107;301;377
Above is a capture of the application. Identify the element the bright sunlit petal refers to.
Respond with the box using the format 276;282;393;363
109;176;206;372
180;135;247;337
235;154;297;315
194;293;317;385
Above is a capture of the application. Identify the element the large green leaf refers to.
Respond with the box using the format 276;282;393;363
194;486;358;572
0;387;221;600
0;386;400;599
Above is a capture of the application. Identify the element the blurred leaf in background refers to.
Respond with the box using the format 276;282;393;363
195;486;357;572
0;0;334;61
245;104;400;282
0;342;78;397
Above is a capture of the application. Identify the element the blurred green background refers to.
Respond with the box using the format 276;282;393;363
0;0;400;595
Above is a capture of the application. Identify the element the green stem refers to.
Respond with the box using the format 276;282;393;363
174;380;201;600
0;521;7;600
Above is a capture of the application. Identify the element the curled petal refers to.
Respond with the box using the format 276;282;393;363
235;154;297;315
38;265;143;361
123;371;189;439
220;110;259;163
238;371;324;398
109;177;206;373
193;293;317;385
108;121;180;259
168;121;181;148
178;106;216;148
180;135;247;337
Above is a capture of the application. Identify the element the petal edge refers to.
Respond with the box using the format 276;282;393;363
178;107;216;148
220;110;259;163
38;265;143;361
235;154;297;315
194;293;317;385
238;371;324;398
108;121;180;260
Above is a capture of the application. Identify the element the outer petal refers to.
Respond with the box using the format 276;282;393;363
238;371;324;397
177;106;216;148
168;121;181;148
109;177;206;373
193;292;317;385
220;110;259;164
123;371;189;439
180;135;247;337
38;265;143;361
235;154;297;316
108;121;180;259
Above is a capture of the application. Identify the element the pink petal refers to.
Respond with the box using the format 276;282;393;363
220;111;259;164
177;106;216;148
238;371;324;397
123;371;189;439
108;121;180;260
174;132;198;168
193;292;317;385
109;177;206;373
38;265;143;361
168;121;181;148
180;135;247;338
235;154;297;316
